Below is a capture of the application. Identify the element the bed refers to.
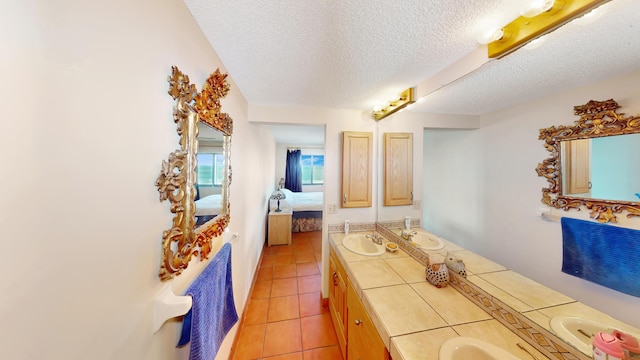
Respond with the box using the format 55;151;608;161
278;188;323;232
195;194;222;226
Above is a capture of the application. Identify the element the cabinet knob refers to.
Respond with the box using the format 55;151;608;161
354;319;362;326
332;272;338;286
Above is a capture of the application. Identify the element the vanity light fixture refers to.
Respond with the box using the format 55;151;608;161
488;0;609;58
372;87;416;121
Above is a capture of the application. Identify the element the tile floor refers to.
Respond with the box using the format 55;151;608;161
233;231;343;360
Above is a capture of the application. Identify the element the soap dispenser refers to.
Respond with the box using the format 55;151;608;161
592;332;625;360
404;216;411;230
613;330;640;359
344;220;350;235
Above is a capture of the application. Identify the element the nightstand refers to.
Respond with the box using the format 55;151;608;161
268;208;292;246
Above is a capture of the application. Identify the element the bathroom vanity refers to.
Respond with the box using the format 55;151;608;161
328;226;640;360
330;244;389;359
329;231;547;360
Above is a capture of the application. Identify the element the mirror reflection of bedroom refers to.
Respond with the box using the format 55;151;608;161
267;124;325;248
195;122;227;227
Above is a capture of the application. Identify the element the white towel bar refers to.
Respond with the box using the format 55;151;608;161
537;207;561;222
152;285;192;333
223;229;239;244
152;233;237;333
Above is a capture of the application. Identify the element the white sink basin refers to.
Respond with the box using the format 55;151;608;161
342;234;385;256
393;229;444;250
439;337;520;360
550;315;640;355
411;231;444;250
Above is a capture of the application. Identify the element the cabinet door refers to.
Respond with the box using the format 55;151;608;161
268;211;292;246
329;249;347;359
347;280;388;360
384;132;413;206
563;138;591;195
341;131;373;208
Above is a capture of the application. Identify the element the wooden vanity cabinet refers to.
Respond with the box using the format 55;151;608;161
347;278;389;360
330;245;389;360
329;247;348;359
341;131;373;208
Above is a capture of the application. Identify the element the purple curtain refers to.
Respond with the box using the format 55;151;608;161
285;149;302;192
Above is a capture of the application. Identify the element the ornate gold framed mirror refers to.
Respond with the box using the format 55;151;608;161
155;66;233;280
536;99;640;223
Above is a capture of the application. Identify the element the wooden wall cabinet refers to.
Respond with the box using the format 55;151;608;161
341;131;373;208
329;248;348;359
562;138;591;195
347;278;389;360
384;132;413;206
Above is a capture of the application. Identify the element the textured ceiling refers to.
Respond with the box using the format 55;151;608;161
184;0;640;117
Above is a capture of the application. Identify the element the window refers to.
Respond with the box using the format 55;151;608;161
196;153;224;186
301;154;324;185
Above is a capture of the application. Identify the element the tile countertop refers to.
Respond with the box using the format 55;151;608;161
330;231;548;360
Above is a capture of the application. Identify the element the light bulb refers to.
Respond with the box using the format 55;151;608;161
477;28;504;44
520;0;555;18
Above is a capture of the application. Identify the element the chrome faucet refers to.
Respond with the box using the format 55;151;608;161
401;230;417;241
366;232;383;245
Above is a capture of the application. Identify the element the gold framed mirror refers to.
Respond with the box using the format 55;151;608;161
155;66;233;280
536;99;640;223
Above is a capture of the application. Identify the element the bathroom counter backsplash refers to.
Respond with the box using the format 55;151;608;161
329;230;607;360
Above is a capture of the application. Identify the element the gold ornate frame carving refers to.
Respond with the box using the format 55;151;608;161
536;99;640;223
155;66;233;281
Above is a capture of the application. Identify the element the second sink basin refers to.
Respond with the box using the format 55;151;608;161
342;233;385;256
394;229;445;250
439;337;520;360
411;230;445;250
550;315;640;355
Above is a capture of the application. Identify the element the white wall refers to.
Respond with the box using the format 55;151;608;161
423;128;484;249
0;1;273;359
590;134;640;201
423;69;640;328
